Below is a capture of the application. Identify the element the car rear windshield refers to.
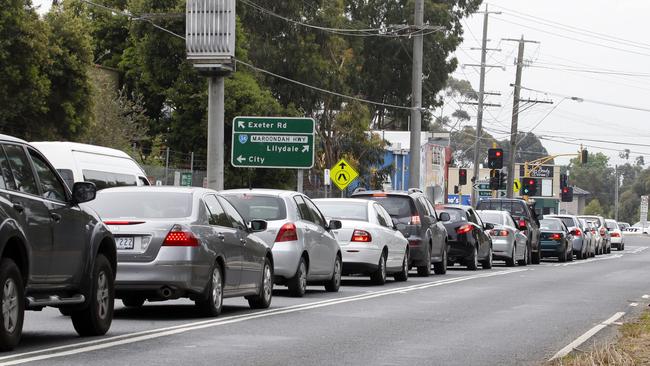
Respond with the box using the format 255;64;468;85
554;217;575;228
478;212;504;225
439;208;467;223
357;195;416;224
223;194;287;222
540;219;563;231
605;220;619;230
476;200;528;218
315;201;368;221
89;192;193;219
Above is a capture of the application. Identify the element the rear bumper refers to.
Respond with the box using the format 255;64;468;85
491;237;514;259
271;241;302;280
406;236;428;266
540;240;567;256
610;236;622;244
448;239;474;259
341;245;381;275
571;238;584;251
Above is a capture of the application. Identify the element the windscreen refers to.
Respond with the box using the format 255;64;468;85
555;217;575;228
478;212;504;225
439;208;467;223
89;192;193;219
358;195;416;224
476;201;527;218
540;219;563;231
315;201;368;221
223;194;287;222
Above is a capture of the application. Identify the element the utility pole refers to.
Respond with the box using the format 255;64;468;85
615;165;620;221
408;0;424;189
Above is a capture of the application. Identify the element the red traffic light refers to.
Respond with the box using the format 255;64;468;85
528;179;535;185
495;151;502;157
460;170;466;176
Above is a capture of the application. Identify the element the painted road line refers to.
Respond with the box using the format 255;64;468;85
630;247;648;254
558;254;623;267
630;303;638;307
549;312;626;361
643;294;650;299
0;269;528;365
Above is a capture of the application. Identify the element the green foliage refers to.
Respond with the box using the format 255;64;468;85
569;153;615;212
584;198;604;216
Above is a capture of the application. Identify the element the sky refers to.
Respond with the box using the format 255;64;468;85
32;0;649;167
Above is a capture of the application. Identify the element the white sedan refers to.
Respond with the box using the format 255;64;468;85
314;198;409;285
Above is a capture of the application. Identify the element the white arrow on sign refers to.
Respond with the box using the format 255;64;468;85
238;121;245;129
302;145;310;153
236;155;246;164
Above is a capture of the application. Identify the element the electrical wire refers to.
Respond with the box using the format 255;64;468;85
517;86;650;113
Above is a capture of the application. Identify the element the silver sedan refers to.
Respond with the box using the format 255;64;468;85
88;187;274;316
477;210;528;266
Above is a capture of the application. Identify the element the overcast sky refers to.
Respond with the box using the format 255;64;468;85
32;0;648;167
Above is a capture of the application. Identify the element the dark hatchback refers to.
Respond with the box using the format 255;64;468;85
539;218;573;262
438;205;493;270
352;189;448;276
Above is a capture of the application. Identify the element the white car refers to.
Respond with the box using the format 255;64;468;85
605;219;624;251
314;198;409;285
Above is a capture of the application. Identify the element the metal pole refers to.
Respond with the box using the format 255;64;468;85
297;170;304;193
615;165;620;221
408;0;424;189
507;36;525;198
164;147;170;185
471;5;490;206
207;76;225;191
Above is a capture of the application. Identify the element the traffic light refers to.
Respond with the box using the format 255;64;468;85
488;148;504;169
454;185;459;194
560;174;568;189
489;169;500;190
561;186;574;202
522;178;538;196
499;170;508;190
580;149;588;164
459;169;467;186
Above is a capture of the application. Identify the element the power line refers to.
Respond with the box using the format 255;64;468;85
517;85;650;113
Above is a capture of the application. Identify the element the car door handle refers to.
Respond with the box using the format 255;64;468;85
217;233;225;241
51;213;61;223
12;203;24;213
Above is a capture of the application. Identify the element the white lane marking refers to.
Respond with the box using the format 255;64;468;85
630;247;648;254
0;269;528;365
630;303;638;307
643;295;650;299
549;312;626;361
554;254;624;267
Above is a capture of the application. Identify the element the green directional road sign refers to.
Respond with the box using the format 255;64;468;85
231;116;315;169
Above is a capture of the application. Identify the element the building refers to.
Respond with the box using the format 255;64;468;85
559;186;591;215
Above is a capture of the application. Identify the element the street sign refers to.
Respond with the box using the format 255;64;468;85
231;117;315;169
180;172;193;187
330;159;359;191
641;195;648;229
513;179;521;193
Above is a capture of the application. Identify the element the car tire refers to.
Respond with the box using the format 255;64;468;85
567;249;573;262
196;262;224;317
0;259;24;351
467;246;479;271
417;245;432;277
287;258;307;297
394;250;409;282
324;255;342;292
575;251;582;260
517;245;528;266
558;250;566;263
71;254;114;337
531;246;541;265
247;258;273;309
481;247;493;269
433;246;447;275
506;246;516;267
122;297;145;308
370;253;387;285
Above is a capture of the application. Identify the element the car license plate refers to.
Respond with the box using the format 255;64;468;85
116;237;135;250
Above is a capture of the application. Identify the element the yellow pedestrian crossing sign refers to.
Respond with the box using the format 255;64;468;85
330;159;359;191
513;178;521;193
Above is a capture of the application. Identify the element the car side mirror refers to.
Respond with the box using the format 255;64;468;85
72;182;96;204
248;220;267;233
438;212;450;222
328;219;342;231
484;223;495;230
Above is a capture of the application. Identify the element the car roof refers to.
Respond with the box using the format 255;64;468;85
221;188;300;197
97;186;215;195
541;217;562;222
440;204;473;211
30;141;133;159
0;134;28;144
478;198;526;203
352;190;412;197
477;210;508;215
313;198;372;205
547;214;577;219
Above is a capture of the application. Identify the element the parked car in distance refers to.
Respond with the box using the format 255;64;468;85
477;210;528;266
605;219;624;251
314;198;409;284
222;189;342;297
547;215;589;260
88;187;274;315
539;218;573;262
632;222;650;234
578;215;611;254
475;198;541;264
351;189;448;276
31;141;150;189
438;205;493;270
579;219;596;258
0;134;117;351
618;222;630;231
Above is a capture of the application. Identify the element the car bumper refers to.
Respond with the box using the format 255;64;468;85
490;237;514;259
610;236;622;244
271;241;302;280
341;245;382;275
571;238;584;252
406;236;428;266
540;240;566;256
448;239;474;259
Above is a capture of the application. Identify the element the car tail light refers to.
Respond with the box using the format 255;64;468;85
600;227;606;236
490;229;509;237
351;229;372;242
573;229;582;236
410;215;421;225
104;221;145;225
610;232;620;238
371;193;387;197
275;223;298;242
456;224;473;235
163;225;199;247
550;233;562;241
518;220;527;229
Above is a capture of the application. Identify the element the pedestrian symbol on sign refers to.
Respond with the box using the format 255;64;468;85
329;158;359;191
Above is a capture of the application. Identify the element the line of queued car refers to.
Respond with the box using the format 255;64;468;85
0;133;629;351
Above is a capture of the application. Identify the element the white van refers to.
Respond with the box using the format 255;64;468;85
30;141;150;189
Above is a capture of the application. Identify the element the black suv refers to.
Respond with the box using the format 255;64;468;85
352;189;448;276
0;134;116;350
475;198;541;264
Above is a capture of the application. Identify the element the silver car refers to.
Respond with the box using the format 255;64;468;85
314;199;409;285
579;215;610;254
477;210;527;267
88;187;274;316
548;215;590;260
223;189;342;297
579;219;596;258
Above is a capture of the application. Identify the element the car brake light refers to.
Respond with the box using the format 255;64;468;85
351;229;372;242
600;227;606;236
410;215;421;225
371;193;387;197
275;223;298;242
456;224;473;235
104;221;145;225
573;229;582;236
550;233;562;240
518;220;526;229
163;225;199;247
610;232;620;237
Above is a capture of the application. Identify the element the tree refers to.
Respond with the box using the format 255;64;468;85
569;153;615;214
500;132;550;165
584;199;604;216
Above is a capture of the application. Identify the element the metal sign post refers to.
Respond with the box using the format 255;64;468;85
641;195;648;230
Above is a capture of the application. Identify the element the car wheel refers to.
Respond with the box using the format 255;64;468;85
433;246;447;275
122;297;145;308
531;245;541;264
506;245;516;267
517;245;527;266
196;262;224;317
0;259;24;351
416;245;432;277
558;250;566;263
467;246;479;271
324;255;342;292
394;250;409;282
287;258;307;297
71;254;114;336
248;258;273;309
370;253;387;285
481;247;493;269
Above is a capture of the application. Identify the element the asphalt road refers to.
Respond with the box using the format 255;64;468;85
2;235;650;366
